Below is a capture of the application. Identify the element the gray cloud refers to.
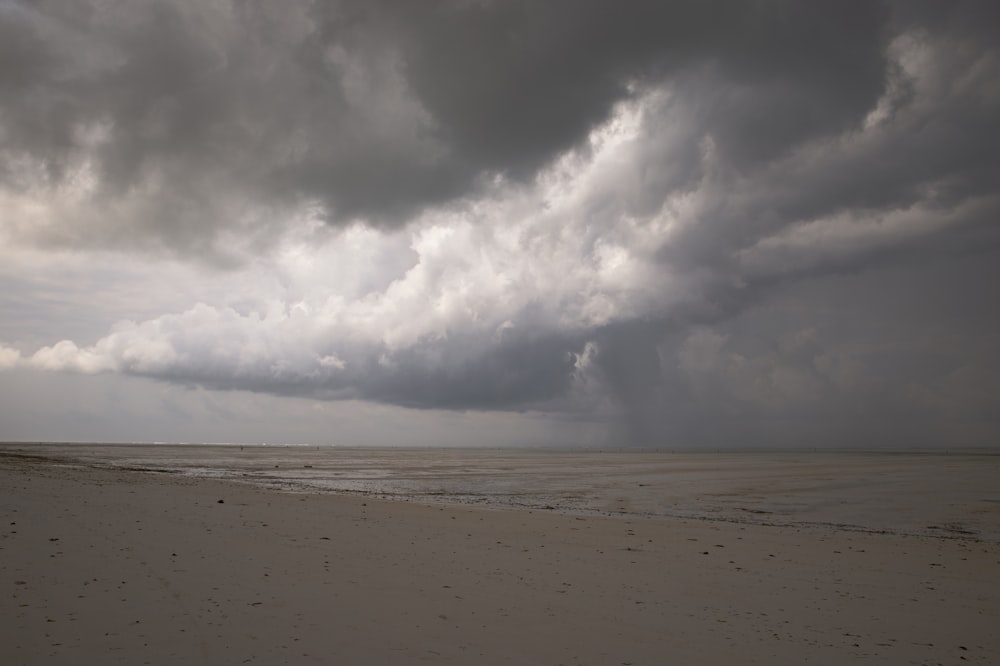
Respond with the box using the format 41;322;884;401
1;0;892;256
1;1;999;446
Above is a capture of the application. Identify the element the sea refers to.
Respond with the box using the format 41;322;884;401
3;443;999;541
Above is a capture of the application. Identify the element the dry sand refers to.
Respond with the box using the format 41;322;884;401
2;453;997;665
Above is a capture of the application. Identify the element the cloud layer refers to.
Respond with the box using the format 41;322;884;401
2;1;999;446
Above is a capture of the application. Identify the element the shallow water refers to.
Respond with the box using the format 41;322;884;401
4;443;999;540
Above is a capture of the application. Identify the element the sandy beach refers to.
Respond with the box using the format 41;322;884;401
2;451;998;665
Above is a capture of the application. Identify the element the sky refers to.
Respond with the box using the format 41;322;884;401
1;0;998;448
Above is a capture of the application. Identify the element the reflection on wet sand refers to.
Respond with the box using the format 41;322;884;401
4;444;998;540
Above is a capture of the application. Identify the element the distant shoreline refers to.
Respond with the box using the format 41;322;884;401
3;440;999;454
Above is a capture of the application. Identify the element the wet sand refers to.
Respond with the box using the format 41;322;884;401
5;444;999;540
2;452;998;665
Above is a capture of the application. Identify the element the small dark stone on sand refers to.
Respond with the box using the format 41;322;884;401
217;499;224;504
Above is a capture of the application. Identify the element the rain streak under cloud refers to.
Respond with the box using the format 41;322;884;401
1;1;999;447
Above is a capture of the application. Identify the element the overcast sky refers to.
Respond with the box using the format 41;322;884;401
1;0;998;447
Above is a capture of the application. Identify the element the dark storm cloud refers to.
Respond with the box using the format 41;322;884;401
1;0;891;257
170;330;584;411
3;1;999;446
570;1;1000;445
393;1;891;174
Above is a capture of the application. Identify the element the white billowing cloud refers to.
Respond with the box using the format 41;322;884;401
735;195;996;279
1;91;702;402
0;345;22;369
29;339;115;374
